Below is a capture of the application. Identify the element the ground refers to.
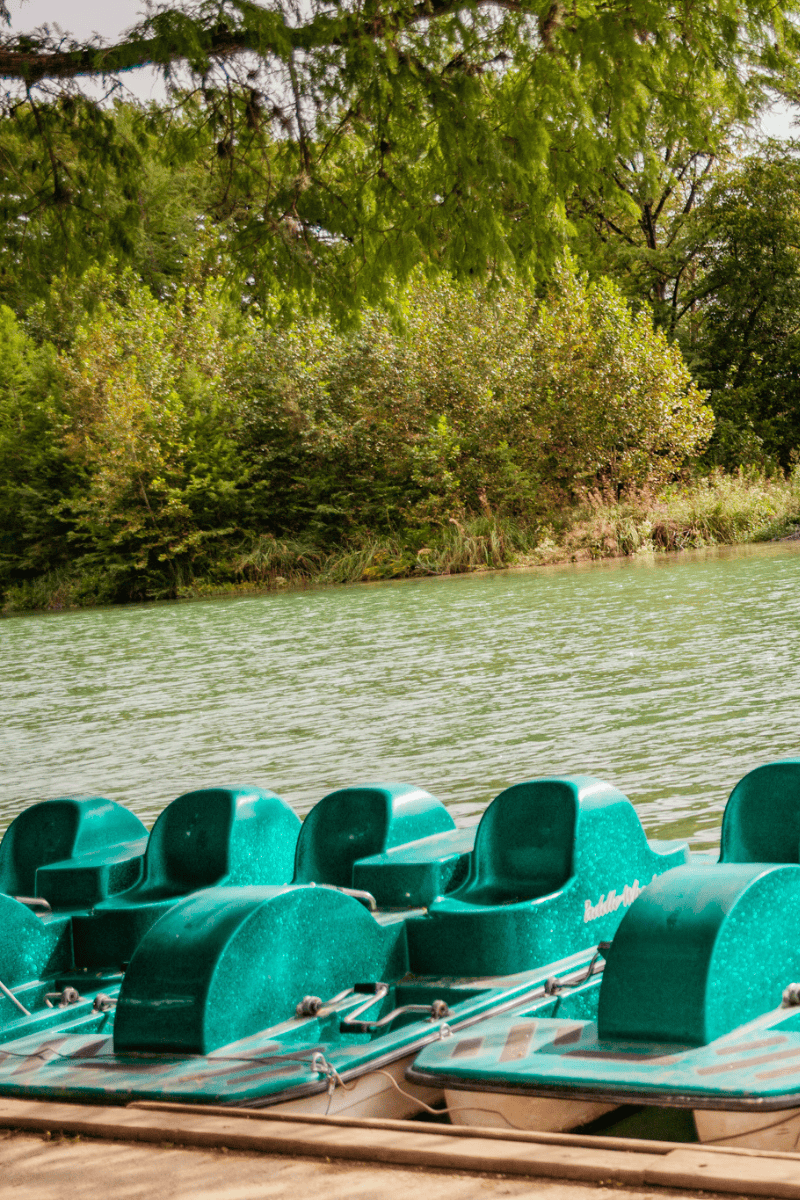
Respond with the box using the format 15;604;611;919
0;1129;755;1200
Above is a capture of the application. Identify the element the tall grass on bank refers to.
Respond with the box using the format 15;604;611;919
540;469;800;564
234;517;540;588
3;471;800;613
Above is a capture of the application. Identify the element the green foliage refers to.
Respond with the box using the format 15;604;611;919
0;102;212;313
543;469;800;562
239;269;712;546
1;0;797;310
0;264;714;605
51;269;252;600
683;147;800;470
0;305;75;595
525;268;714;498
565;71;747;333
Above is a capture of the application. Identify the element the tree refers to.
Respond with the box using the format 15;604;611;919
51;267;252;599
0;305;77;593
681;147;800;469
1;0;796;309
0;101;212;313
566;73;748;335
239;268;713;535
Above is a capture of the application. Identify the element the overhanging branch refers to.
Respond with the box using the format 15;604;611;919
0;0;526;86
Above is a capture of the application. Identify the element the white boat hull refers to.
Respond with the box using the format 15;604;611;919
270;1053;444;1119
694;1107;800;1151
444;1088;616;1131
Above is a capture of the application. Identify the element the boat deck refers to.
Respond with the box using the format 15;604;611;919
1;1097;799;1200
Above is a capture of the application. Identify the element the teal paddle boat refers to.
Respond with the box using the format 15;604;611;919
409;761;800;1147
0;775;686;1117
0;786;302;1043
0;779;462;1043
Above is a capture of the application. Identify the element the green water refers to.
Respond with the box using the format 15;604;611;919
3;542;800;849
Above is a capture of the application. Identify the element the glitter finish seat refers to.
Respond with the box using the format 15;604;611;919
71;787;301;969
293;783;472;908
0;796;148;910
720;759;800;864
405;776;687;977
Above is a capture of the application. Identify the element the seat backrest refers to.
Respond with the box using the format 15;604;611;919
598;863;800;1045
294;784;453;888
460;779;577;905
142;786;300;896
0;796;146;897
720;760;800;864
146;789;233;892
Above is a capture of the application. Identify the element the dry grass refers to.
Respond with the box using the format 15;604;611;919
525;469;800;566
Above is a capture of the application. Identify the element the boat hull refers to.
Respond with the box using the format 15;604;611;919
444;1088;615;1131
694;1107;800;1151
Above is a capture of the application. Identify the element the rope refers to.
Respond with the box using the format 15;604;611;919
0;978;31;1017
372;1069;526;1128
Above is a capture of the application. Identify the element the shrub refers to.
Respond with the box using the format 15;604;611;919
524;267;714;499
54;269;251;598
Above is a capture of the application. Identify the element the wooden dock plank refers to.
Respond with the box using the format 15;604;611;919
1;1096;799;1196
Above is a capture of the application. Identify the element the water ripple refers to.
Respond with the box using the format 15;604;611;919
3;542;800;850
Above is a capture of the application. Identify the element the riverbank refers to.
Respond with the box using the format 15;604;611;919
3;469;799;616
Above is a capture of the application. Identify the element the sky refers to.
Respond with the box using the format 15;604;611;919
9;0;146;40
7;0;164;98
6;0;800;138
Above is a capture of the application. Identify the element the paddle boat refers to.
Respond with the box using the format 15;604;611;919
0;778;472;1045
408;760;800;1147
0;775;686;1116
0;786;302;1044
0;794;148;1044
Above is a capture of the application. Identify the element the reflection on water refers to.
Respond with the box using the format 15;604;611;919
2;542;800;850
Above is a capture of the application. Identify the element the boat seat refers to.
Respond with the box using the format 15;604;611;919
71;786;301;968
720;760;800;864
406;776;689;977
599;862;800;1045
0;796;148;910
457;778;575;906
114;884;409;1055
293;783;461;906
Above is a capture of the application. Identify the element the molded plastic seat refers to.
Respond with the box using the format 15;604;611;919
459;778;576;906
293;783;458;904
720;760;800;864
71;786;301;968
114;884;409;1055
598;862;800;1045
0;796;148;910
406;776;689;977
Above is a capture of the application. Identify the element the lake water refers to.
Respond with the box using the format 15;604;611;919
3;542;800;850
